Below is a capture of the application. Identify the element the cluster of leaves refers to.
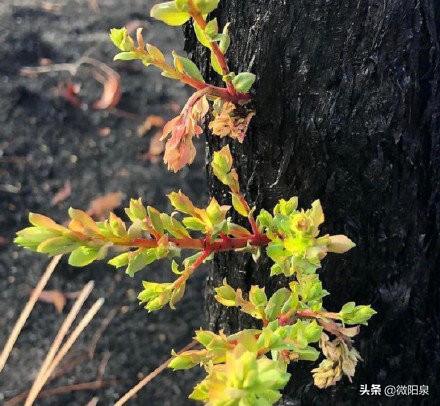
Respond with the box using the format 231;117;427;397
110;0;256;172
16;145;375;404
14;1;376;404
257;197;356;278
170;270;375;404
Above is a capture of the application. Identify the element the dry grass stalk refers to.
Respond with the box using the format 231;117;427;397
25;281;95;404
5;380;113;406
0;255;62;373
24;298;105;405
114;341;197;406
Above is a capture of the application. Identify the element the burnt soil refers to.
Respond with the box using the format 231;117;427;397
0;1;207;404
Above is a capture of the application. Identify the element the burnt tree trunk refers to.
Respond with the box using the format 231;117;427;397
185;1;439;404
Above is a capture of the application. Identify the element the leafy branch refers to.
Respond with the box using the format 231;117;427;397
16;146;375;403
14;1;377;404
110;0;256;172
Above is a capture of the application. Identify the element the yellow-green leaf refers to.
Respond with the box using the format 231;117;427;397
231;193;249;217
194;21;211;48
109;28;134;52
37;237;79;256
172;52;205;83
146;44;165;63
68;246;100;267
232;72;256;93
29;213;66;233
150;1;190;26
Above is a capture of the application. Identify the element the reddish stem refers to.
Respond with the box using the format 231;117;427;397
179;73;250;104
129;233;270;253
174;248;212;288
188;1;238;98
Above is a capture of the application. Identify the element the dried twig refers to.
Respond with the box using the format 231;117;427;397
25;282;95;404
114;341;197;406
24;298;105;405
85;396;100;406
0;255;61;373
48;350;90;381
5;380;114;406
4;350;90;406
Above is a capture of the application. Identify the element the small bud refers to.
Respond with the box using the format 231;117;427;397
109;28;134;52
328;235;356;254
214;280;237;307
340;302;377;325
249;285;267;308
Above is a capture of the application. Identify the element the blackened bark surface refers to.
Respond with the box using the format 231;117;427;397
185;1;439;404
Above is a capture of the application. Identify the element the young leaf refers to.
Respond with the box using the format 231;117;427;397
194;21;211;48
214;279;237;307
146;44;166;63
138;281;173;312
68;208;100;234
150;1;191;26
160;213;190;238
339;302;377;325
114;52;138;61
37;237;79;256
231;193;249;217
182;217;206;231
211;145;240;193
210;51;224;75
126;247;169;277
15;228;60;251
68;246;101;267
249;286;268;309
327;235;356;254
232;72;256;93
108;252;130;268
219;23;231;54
169;350;207;370
147;206;165;235
29;213;66;233
265;288;291;321
173;52;205;83
168;191;197;215
109;28;134;52
205;18;219;39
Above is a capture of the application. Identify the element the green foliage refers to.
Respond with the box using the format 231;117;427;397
258;198;356;277
15;2;375;403
339;302;377;325
232;72;257;93
108;1;255;174
189;345;290;405
150;1;191;26
15;145;375;404
172;51;205;83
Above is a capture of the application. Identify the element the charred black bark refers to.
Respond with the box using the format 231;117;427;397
185;1;439;404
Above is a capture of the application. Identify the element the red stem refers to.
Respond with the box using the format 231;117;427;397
129;233;269;252
188;1;238;98
179;73;250;104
